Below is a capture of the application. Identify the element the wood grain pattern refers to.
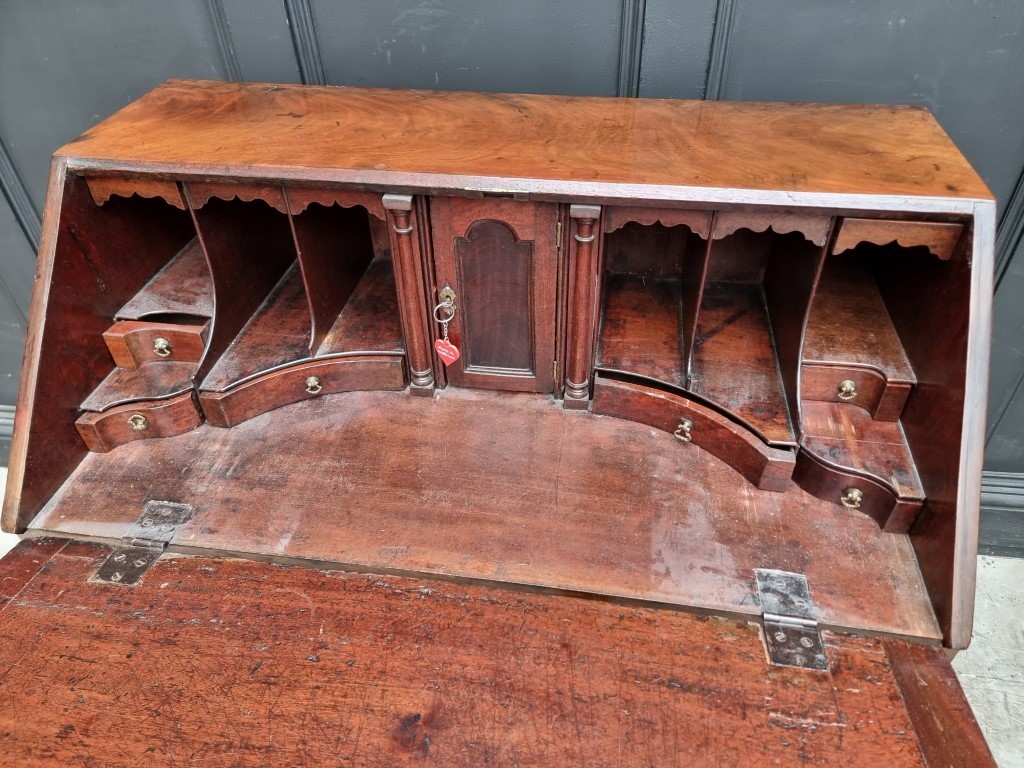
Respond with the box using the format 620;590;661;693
200;263;310;392
384;195;435;393
316;257;405;357
286;186;386;219
103;320;207;368
803;257;917;391
115;238;214;321
85;174;185;209
885;639;997;767
287;198;374;351
834;218;965;260
430;197;558;393
592;374;795;490
187;180;289;214
604;205;712;237
563;204;600;407
873;237;976;648
75;391;203;452
802;363;912;421
186;192;298;383
597;273;685;388
762;229;830;438
31;389;941;640
80;361;197;412
713;210;832;246
792;449;921;534
801;400;925;503
59;80;992;206
199;356;406;427
0;539;990;768
2;169;197;533
690;283;795;445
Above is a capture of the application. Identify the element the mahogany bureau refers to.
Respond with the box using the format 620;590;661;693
0;80;997;765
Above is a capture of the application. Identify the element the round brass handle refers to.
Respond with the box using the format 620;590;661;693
838;379;857;401
305;376;323;395
153;337;172;358
127;414;148;431
673;417;693;443
840;487;863;509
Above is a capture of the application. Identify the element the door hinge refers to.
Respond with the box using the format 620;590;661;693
91;501;193;586
556;220;563;250
755;569;828;671
553;360;559;387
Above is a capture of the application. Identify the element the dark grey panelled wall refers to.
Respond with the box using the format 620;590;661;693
1;1;1023;526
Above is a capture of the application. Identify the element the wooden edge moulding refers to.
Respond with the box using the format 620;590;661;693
0;82;995;680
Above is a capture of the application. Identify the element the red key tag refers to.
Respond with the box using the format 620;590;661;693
434;338;460;365
433;290;460;366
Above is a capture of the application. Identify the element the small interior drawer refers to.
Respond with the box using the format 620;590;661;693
802;364;912;421
792;449;922;533
75;392;203;453
591;374;795;491
103;320;208;368
833;218;964;260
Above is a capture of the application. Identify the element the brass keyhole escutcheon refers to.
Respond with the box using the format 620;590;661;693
305;376;323;395
840;487;863;509
674;417;693;443
153;337;172;358
127;414;148;431
838;379;857;401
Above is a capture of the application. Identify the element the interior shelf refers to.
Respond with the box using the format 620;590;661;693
596;274;685;388
316;257;404;357
804;258;916;384
689;282;794;445
200;263;311;392
116;238;213;321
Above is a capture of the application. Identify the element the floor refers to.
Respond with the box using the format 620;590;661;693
0;463;1019;765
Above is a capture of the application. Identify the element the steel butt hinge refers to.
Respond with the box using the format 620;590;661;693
90;501;193;586
754;568;828;671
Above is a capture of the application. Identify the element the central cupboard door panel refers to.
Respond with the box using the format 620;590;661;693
430;197;559;392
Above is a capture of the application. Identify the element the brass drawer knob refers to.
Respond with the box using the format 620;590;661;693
153;337;172;358
674;417;693;443
840;487;863;509
127;413;148;431
838;379;857;401
305;376;323;395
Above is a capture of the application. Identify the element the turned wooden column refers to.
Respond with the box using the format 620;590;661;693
564;204;602;409
382;194;434;395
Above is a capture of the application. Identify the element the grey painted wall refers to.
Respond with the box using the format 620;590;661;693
1;0;1023;497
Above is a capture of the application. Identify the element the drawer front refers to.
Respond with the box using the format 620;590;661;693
792;449;921;533
591;375;795;491
801;364;911;422
833;218;963;260
200;355;407;427
75;392;203;453
103;320;208;368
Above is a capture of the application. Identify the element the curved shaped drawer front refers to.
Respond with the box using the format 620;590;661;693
199;355;407;428
591;375;795;491
801;364;911;422
791;449;922;533
75;392;203;453
103;320;208;368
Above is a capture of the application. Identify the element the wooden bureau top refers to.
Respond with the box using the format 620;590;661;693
60;79;991;207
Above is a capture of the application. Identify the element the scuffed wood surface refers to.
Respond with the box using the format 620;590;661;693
0;538;989;767
31;389;940;641
60;80;991;204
